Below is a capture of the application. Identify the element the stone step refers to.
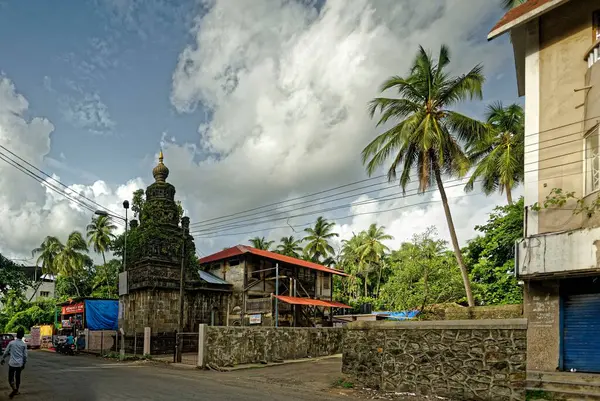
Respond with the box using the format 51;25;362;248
528;371;600;386
527;371;600;400
526;387;600;400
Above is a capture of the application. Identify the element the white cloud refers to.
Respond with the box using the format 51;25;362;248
61;87;115;135
166;0;514;252
0;76;142;259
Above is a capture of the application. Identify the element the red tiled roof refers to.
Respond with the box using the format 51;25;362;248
488;0;571;39
198;245;348;276
274;295;352;309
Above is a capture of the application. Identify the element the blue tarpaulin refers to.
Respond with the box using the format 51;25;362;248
84;300;118;330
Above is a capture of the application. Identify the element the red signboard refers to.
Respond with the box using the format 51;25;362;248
61;303;84;315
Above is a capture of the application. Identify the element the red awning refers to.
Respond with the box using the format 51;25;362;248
274;295;352;309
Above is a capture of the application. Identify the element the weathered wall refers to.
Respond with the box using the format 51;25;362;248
204;327;342;367
524;280;559;372
121;288;228;334
342;319;527;401
534;0;600;234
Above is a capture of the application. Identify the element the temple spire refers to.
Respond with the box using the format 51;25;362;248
152;149;169;183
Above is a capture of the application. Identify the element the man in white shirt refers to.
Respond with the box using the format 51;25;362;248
1;327;27;398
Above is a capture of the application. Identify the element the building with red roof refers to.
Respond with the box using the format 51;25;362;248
199;245;350;327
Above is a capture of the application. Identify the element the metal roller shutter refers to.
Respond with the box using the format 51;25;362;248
563;292;600;373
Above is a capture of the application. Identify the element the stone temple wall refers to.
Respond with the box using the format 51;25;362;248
342;319;527;401
204;326;343;367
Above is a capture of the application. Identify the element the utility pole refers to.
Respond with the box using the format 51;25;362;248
176;216;189;363
275;263;279;327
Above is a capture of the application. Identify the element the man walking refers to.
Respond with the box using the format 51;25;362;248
1;328;27;398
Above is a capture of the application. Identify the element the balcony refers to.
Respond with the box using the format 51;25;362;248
586;40;600;68
516;227;600;278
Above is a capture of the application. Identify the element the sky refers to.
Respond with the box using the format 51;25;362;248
0;0;521;262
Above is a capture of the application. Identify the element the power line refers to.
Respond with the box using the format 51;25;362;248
192;157;597;238
190;177;474;234
0;149;124;226
192;192;483;238
0;145;124;220
190;173;390;227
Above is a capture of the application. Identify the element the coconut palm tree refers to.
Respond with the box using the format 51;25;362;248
465;102;524;205
32;236;64;276
55;231;89;297
341;233;369;296
356;224;393;297
502;0;525;11
276;236;303;258
303;216;338;262
86;215;117;294
362;45;484;306
248;236;274;251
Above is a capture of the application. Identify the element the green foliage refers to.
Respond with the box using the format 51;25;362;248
249;236;274;251
0;254;30;301
275;236;303;258
303;216;338;262
465;102;524;204
0;295;56;333
532;187;600;219
379;228;466;312
464;197;523;305
131;189;145;218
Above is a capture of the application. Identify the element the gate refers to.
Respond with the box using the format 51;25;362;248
175;332;199;365
562;292;600;373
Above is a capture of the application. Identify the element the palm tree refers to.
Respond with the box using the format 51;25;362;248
55;231;89;297
341;233;369;296
502;0;525;11
303;216;339;262
31;236;64;301
248;236;274;251
32;236;64;276
362;45;483;306
356;224;393;297
465;102;524;205
86;215;117;294
276;236;303;258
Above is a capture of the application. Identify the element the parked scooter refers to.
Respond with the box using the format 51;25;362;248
55;340;77;355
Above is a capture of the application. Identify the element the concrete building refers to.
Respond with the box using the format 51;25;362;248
489;0;600;377
22;266;55;302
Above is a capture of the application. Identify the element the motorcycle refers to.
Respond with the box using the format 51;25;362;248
55;340;77;355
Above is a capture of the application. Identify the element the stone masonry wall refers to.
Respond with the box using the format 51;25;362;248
205;327;342;367
342;319;527;401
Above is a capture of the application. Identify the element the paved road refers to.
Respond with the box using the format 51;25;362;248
0;351;355;401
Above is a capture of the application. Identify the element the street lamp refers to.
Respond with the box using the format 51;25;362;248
95;200;129;272
95;201;129;361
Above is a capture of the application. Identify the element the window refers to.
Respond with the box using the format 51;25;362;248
323;275;330;290
228;258;240;267
40;291;50;298
585;126;600;195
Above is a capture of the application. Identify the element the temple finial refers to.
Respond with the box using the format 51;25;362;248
159;149;164;163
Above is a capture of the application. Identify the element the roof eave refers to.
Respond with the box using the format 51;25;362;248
487;0;571;41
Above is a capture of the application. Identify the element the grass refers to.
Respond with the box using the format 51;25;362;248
332;378;354;389
526;389;556;401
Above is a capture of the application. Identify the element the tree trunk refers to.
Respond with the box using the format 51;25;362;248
71;275;81;297
376;262;384;298
506;184;513;205
364;277;368;298
433;167;475;307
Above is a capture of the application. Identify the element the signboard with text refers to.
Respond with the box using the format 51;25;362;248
61;303;84;315
249;314;262;325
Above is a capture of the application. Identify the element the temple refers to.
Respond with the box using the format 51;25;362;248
119;152;231;334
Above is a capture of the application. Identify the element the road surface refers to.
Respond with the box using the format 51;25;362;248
0;351;355;401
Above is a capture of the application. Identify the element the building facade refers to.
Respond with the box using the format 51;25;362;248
199;246;350;327
490;0;600;374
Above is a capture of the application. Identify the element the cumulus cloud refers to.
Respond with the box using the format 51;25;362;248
166;0;514;253
0;76;143;259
